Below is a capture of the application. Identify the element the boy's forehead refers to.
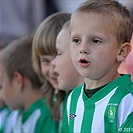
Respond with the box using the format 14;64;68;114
72;11;106;20
71;12;110;27
70;13;118;41
71;12;117;30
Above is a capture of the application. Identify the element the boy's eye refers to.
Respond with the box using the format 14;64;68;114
72;38;81;43
91;38;102;44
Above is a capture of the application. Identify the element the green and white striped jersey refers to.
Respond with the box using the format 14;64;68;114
0;106;18;133
62;74;133;133
0;106;10;129
12;98;56;133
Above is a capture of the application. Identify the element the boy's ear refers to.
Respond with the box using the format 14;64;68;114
117;42;131;62
13;72;24;91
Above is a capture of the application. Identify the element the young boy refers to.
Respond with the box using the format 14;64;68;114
1;36;54;132
62;0;133;132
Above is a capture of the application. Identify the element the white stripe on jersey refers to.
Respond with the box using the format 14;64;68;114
13;109;41;133
4;111;18;133
67;91;73;125
23;109;41;132
74;87;84;132
118;93;133;128
91;87;117;132
0;108;9;128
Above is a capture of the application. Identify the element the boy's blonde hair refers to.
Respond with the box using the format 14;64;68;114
2;36;43;90
71;0;133;44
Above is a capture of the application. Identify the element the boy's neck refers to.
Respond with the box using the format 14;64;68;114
84;73;120;90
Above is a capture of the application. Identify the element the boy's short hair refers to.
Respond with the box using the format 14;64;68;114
71;0;133;44
32;12;71;79
2;36;43;89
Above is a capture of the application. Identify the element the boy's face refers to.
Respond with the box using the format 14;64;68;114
52;28;83;91
1;67;22;110
70;13;121;80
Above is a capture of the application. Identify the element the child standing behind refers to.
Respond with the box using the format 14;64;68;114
51;21;84;131
62;0;133;132
1;36;54;132
0;48;18;133
32;12;71;132
32;12;71;121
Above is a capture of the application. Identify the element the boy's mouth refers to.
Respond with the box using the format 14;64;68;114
79;58;90;67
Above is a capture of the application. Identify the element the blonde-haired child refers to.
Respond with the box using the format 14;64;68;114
32;12;71;132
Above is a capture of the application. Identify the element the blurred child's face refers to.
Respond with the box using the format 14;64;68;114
52;28;83;91
70;13;121;81
1;67;22;110
40;55;58;90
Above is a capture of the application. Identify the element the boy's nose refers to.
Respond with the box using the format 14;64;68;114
80;43;90;54
80;50;88;54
